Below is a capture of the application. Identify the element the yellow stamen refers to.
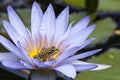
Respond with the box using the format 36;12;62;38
29;49;38;58
53;53;59;59
29;48;42;59
29;46;60;61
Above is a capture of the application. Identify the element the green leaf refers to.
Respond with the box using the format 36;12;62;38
89;18;116;44
98;0;120;11
62;0;120;11
76;48;120;80
62;0;85;8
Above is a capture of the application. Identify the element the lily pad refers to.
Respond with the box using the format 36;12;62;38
89;18;116;44
76;48;120;80
62;0;120;11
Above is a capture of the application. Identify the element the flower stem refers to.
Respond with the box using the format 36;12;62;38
28;69;57;80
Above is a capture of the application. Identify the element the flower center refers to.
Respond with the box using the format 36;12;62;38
30;47;59;62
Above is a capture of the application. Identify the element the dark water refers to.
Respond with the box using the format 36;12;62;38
0;69;25;80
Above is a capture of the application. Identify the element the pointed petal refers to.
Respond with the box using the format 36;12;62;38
71;60;91;65
0;52;20;61
7;5;27;37
63;49;101;64
2;20;21;45
44;61;55;66
55;7;69;42
20;60;35;69
71;60;111;71
73;64;97;72
55;47;79;66
71;16;90;35
64;37;95;52
31;1;43;36
32;59;49;68
30;70;56;80
17;41;33;62
32;59;55;68
70;60;97;71
91;64;111;71
57;21;73;44
0;35;25;59
55;38;95;65
40;4;55;43
64;25;96;46
2;61;28;69
54;64;76;79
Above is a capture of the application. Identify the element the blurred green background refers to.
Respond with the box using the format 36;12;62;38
0;0;120;80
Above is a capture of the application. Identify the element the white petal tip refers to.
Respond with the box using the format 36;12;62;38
91;64;112;71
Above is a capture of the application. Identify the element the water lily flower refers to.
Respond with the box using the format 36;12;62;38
0;1;111;80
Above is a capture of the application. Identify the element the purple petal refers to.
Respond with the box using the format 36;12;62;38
44;61;55;66
32;59;55;68
54;64;76;79
56;22;73;47
71;16;90;35
55;47;79;66
0;36;25;60
66;38;96;52
2;20;21;45
40;4;55;45
2;61;28;69
55;38;95;65
55;7;69;44
73;64;97;72
63;22;73;38
20;60;35;69
0;52;20;61
64;25;96;46
32;59;49;68
70;60;97;71
7;5;28;38
63;49;101;64
31;1;43;37
71;60;91;65
70;60;111;71
17;41;33;62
